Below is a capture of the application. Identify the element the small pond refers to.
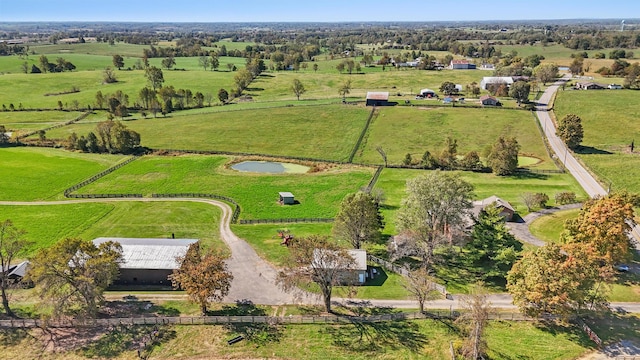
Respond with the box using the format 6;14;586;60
231;161;310;174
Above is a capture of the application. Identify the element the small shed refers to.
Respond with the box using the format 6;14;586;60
480;95;500;106
279;192;295;205
312;249;368;285
449;60;476;70
92;237;198;286
366;92;390;106
2;260;29;281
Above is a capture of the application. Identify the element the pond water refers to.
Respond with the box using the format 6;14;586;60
231;161;310;174
558;66;569;71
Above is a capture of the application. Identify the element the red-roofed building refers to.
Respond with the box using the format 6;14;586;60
449;60;476;70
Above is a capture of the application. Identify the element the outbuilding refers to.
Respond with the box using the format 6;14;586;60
449;60;476;70
480;95;500;106
472;195;516;221
312;248;368;285
279;192;295;205
92;237;198;286
366;92;390;106
419;88;438;98
480;76;514;90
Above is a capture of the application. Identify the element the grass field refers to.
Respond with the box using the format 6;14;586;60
555;90;640;193
0;318;595;360
74;155;374;219
354;106;554;167
46;104;370;161
0;147;126;201
0;110;101;133
0;201;224;255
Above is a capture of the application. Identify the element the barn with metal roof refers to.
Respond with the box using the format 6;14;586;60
92;237;198;286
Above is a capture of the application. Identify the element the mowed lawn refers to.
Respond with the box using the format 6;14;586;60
374;168;587;234
0;201;224;254
529;208;580;243
355;106;554;167
0;147;126;200
555;90;640;192
75;155;374;219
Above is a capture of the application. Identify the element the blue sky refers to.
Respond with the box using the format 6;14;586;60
0;0;636;22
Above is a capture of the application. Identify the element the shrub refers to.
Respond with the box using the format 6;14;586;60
555;192;577;205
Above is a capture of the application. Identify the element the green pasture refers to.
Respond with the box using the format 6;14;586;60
354;106;553;167
74;155;374;220
29;42;151;57
247;67;487;102
0;147;126;201
0;110;100;133
47;105;370;161
0;67;237;109
0;201;224;255
555;90;640;193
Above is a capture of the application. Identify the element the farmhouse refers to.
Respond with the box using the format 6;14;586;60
366;91;390;106
480;95;500;106
92;237;198;286
575;81;606;90
449;60;476;70
480;76;514;90
472;195;516;221
312;248;368;285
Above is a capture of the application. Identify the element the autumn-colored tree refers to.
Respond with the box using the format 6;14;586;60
277;235;355;313
332;192;384;249
169;243;233;315
507;243;606;318
561;194;634;266
404;267;442;313
27;238;122;319
557;114;584;150
0;220;31;317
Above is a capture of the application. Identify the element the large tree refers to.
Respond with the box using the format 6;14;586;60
0;220;31;317
161;56;176;70
561;194;634;267
198;55;211;71
291;78;306;101
487;137;520;176
556;114;584;150
278;235;355;313
439;81;457;95
466;204;521;279
112;54;124;70
145;66;164;91
218;88;229;104
339;80;352;102
28;238;122;319
509;81;531;104
332;192;384;249
169;243;233;315
533;63;559;85
395;171;474;268
507;242;605;318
